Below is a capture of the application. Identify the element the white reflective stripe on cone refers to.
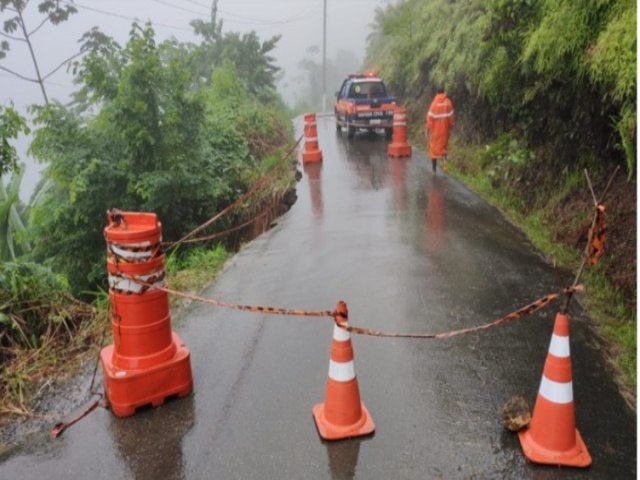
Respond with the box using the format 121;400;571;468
393;122;407;127
394;114;406;120
333;324;351;342
306;137;318;142
108;273;166;293
329;359;355;382
539;376;573;404
548;334;571;358
306;122;317;127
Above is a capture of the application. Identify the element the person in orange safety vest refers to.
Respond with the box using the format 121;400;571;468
425;86;455;174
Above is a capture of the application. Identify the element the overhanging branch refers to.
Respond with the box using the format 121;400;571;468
28;16;49;36
0;64;38;82
42;49;84;80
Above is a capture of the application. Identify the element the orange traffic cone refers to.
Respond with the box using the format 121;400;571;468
518;311;591;467
302;113;323;163
313;301;375;441
387;106;412;158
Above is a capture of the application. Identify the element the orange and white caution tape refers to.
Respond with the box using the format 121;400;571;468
122;273;577;341
333;292;570;339
587;204;606;265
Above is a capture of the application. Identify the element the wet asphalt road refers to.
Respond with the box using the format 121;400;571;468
1;116;636;479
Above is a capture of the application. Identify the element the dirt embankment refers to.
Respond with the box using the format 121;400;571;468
525;164;636;309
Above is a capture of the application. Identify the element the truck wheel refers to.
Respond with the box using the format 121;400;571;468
385;127;393;140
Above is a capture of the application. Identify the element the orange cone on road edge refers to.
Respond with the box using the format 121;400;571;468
313;301;375;441
518;312;592;467
302;113;323;163
387;106;412;158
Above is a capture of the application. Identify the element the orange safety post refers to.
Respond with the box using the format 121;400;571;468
101;211;193;417
302;113;323;163
518;312;592;467
387;106;412;158
313;301;375;441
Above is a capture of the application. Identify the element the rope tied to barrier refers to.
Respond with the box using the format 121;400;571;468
50;328;108;439
122;273;578;339
561;166;619;314
165;134;304;250
333;291;571;339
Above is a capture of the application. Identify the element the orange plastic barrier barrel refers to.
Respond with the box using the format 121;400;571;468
101;210;193;417
387;106;412;158
302;113;323;163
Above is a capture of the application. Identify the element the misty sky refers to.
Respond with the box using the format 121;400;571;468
1;0;391;198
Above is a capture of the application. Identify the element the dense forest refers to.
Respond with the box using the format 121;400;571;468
363;0;636;392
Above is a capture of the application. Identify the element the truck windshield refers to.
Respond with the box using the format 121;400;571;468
349;81;386;99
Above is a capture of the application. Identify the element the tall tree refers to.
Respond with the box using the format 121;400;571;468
0;0;78;104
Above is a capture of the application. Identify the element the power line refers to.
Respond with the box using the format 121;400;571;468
152;0;321;27
150;0;209;18
70;1;193;32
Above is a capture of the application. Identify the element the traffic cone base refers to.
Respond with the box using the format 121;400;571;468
387;144;412;158
101;332;193;417
313;401;375;441
303;149;323;163
518;422;591;467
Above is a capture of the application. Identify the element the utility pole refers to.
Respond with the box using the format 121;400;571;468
211;0;219;25
322;0;327;113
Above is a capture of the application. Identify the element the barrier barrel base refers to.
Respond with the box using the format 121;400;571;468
518;427;592;468
388;144;412;158
101;333;193;418
312;402;375;441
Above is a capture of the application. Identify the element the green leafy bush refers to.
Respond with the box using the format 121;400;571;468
27;23;291;296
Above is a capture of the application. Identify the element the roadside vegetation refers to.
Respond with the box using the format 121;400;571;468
0;2;296;421
364;0;636;402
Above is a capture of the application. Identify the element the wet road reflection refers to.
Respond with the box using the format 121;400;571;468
338;135;389;191
325;439;362;480
424;176;446;253
389;156;409;211
109;395;195;480
304;161;323;219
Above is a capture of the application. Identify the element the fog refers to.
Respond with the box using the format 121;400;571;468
0;0;390;199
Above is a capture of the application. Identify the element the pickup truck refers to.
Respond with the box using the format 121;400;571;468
334;73;397;139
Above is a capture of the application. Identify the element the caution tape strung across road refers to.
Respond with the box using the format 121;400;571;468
334;293;561;339
166;134;304;249
123;273;578;339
